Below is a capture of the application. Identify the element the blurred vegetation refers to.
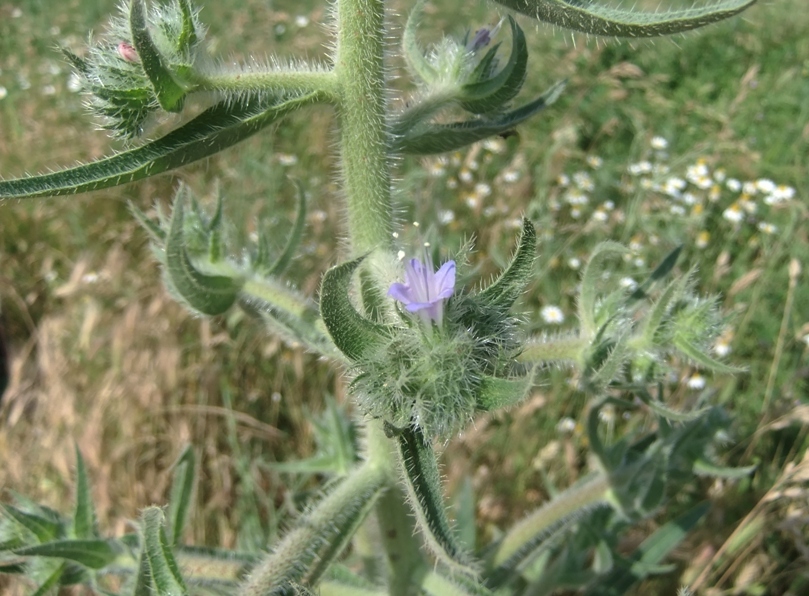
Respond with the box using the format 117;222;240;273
1;0;807;593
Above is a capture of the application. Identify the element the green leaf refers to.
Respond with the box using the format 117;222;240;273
31;563;65;596
453;477;476;552
402;0;437;83
164;194;242;316
1;504;62;544
628;244;683;303
397;427;475;573
421;567;494;596
141;507;189;596
130;0;189;111
72;445;98;540
239;279;340;359
693;459;756;479
460;17;527;114
476;372;534;411
319;257;390;362
489;0;758;38
166;445;196;546
478;218;536;311
130;202;167;244
0;93;319;200
266;181;307;276
637;273;691;348
672;336;745;374
176;0;198;53
395;80;566;154
578;241;628;337
14;539;120;569
587;502;710;595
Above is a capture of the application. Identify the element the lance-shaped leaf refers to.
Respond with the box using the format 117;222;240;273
176;0;199;53
254;181;307;276
72;445;98;540
672;335;745;374
476;371;535;412
164;196;242;316
1;504;63;544
585;501;710;596
13;539;120;569
478;218;536;311
460;17;527;114
320;257;391;362
394;80;565;155
166;445;196;547
397;426;476;574
31;564;65;596
627;244;683;303
402;0;437;83
239;280;341;359
489;0;758;38
0;92;320;200
238;462;386;595
578;241;628;337
421;567;494;596
130;0;190;112
693;458;756;479
141;507;189;596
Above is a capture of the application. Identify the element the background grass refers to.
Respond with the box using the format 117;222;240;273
1;0;808;593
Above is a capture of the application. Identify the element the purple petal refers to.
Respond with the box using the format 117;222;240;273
387;282;413;304
433;261;456;299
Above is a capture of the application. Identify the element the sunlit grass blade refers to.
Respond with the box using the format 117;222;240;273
0;92;321;200
265;181;307;276
166;445;196;547
489;0;758;38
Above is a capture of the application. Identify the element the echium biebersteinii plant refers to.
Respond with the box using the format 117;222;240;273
0;0;758;594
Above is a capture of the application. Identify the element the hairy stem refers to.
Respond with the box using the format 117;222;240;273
195;70;339;101
364;419;425;595
491;473;610;569
335;0;392;253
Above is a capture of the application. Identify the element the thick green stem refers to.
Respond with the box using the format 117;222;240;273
364;419;425;595
195;70;339;102
335;0;393;253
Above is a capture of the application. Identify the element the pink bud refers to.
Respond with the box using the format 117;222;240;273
117;42;139;63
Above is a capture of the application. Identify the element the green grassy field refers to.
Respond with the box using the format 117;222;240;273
1;0;808;593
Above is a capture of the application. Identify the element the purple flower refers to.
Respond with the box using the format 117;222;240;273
466;18;504;53
388;258;456;326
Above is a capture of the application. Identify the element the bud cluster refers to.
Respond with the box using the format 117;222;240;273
64;0;205;139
